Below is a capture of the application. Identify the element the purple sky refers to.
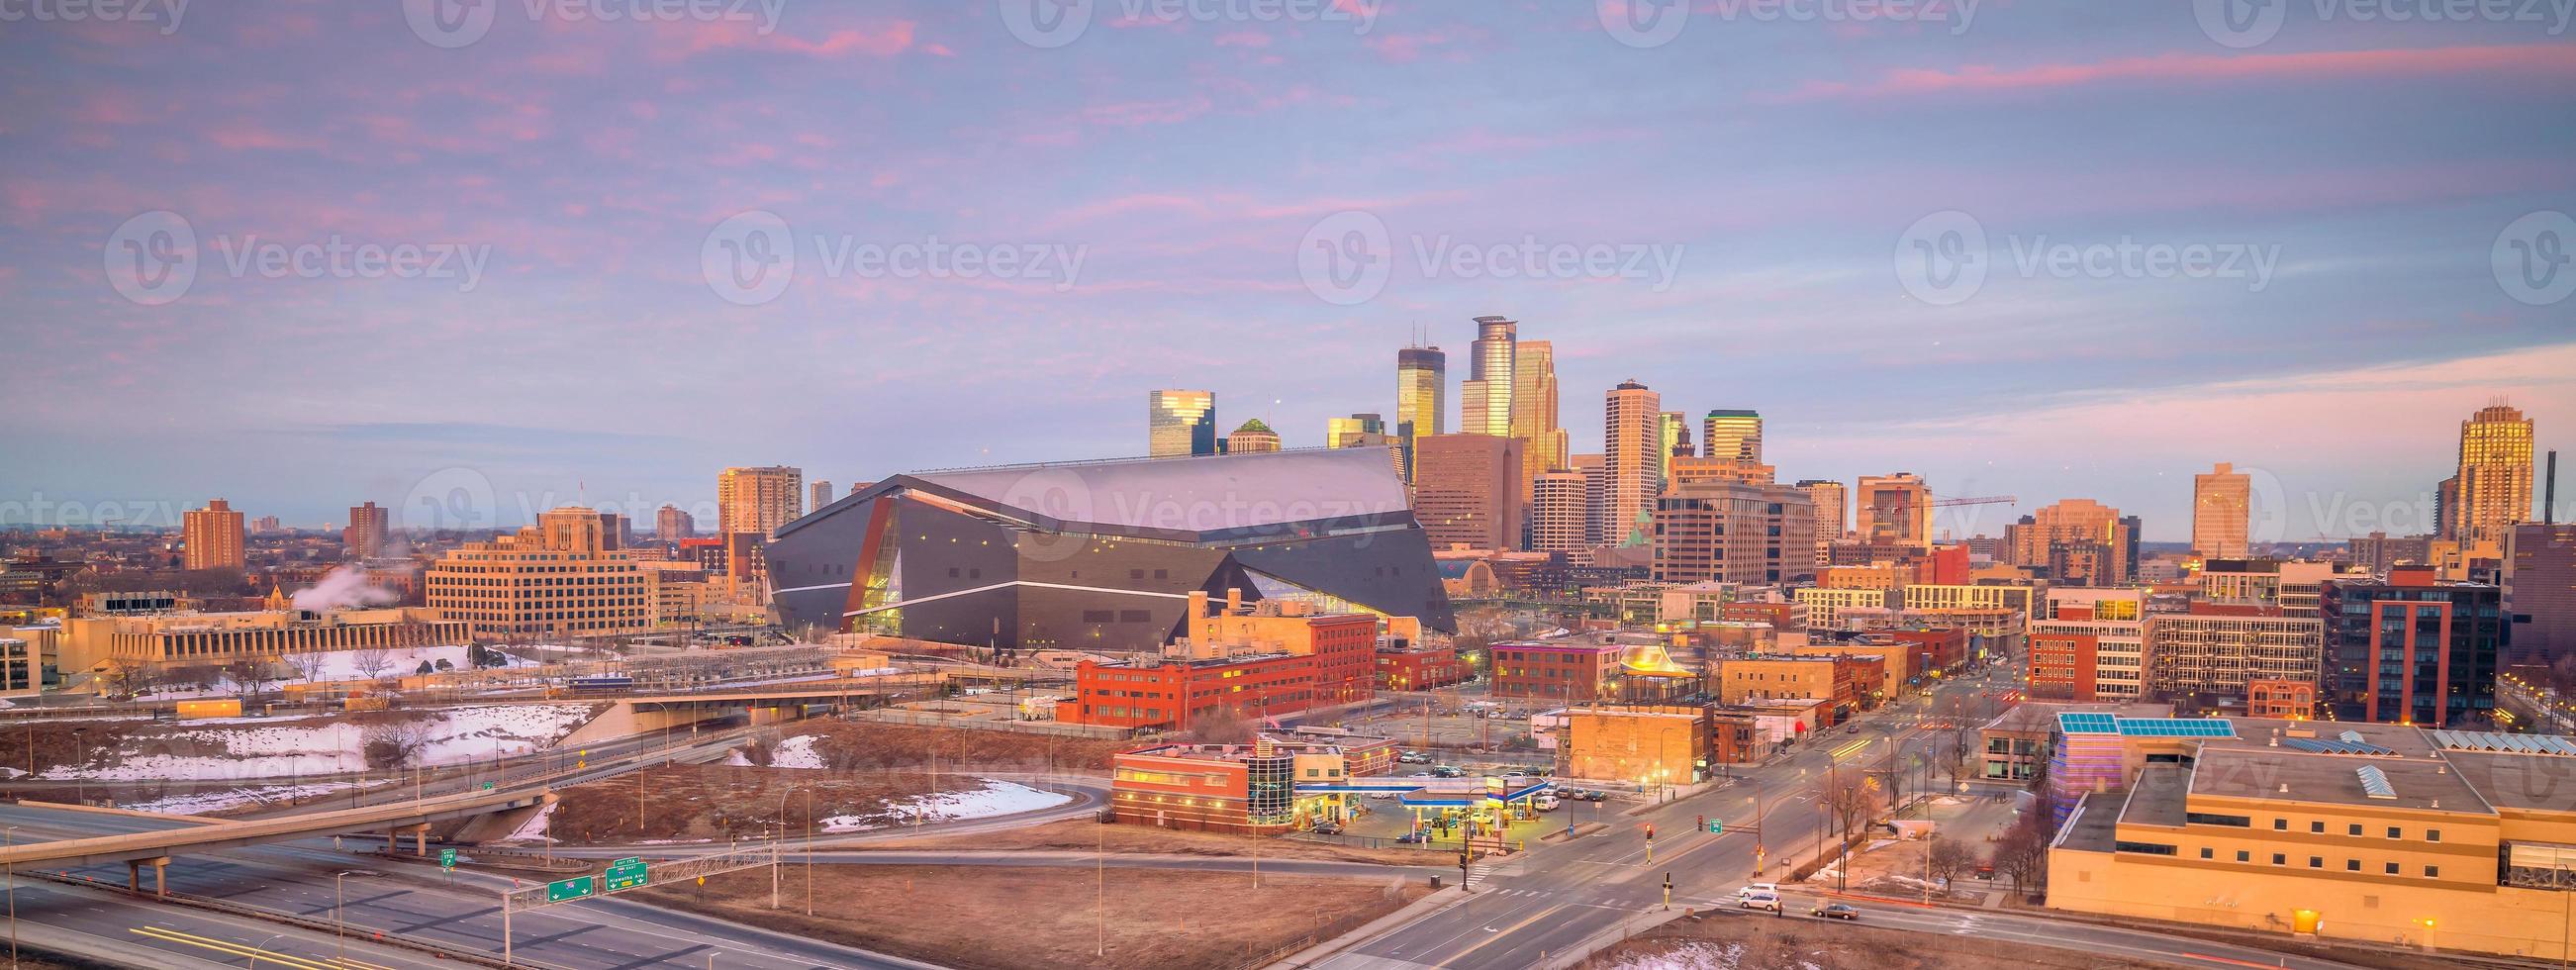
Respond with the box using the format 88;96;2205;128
2;0;2571;541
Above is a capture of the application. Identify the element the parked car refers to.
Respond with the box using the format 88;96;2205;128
1368;791;1396;800
1811;903;1860;921
1583;790;1608;802
1395;831;1429;843
1433;765;1466;778
1739;883;1780;898
1311;822;1345;835
1534;796;1562;811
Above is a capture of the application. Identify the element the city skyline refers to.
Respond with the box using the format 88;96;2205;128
1;4;2570;537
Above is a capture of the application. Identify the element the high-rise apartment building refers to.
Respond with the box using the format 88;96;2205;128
182;499;245;571
1148;389;1219;458
1510;340;1567;489
1799;479;1848;568
1460;316;1516;437
655;504;696;540
344;501;390;559
2319;566;2505;726
2505;522;2576;667
2192;462;2251;558
2007;498;2133;586
1411;435;1523;550
1604;380;1663;547
1702;410;1762;464
1394;345;1446;482
811;480;834;513
424;506;651;639
1858;473;1932;550
1530;470;1590;553
2446;404;2534;545
1650;480;1816;585
1226;419;1282;454
716;465;804;536
1570;452;1607;546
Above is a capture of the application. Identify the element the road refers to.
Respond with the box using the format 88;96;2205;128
1303;667;2365;970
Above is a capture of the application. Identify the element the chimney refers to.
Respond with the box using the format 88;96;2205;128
1225;587;1243;615
1188;589;1209;619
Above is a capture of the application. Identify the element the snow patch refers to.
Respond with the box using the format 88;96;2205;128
816;778;1072;832
120;782;361;816
724;734;826;770
48;704;598;782
1609;941;1747;970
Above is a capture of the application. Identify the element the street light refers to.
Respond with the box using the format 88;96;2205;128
6;825;18;970
249;932;287;969
334;870;374;964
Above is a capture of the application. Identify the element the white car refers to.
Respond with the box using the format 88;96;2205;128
1737;892;1781;913
1534;796;1561;811
1739;883;1780;898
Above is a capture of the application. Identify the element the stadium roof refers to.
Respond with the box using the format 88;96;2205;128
786;446;1413;543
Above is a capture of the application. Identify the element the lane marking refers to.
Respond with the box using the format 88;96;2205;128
131;926;340;970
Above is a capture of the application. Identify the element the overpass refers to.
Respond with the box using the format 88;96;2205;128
0;786;551;893
556;674;946;747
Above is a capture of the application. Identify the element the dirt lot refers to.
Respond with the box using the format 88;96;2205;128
862;818;1437;866
639;863;1425;970
548;762;1026;842
1582;915;2171;969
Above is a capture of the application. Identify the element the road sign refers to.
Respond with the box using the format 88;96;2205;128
1708;821;1724;833
483;781;495;790
439;848;457;869
605;857;649;893
546;875;595;903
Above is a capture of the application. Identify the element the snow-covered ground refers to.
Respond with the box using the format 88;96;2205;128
1606;942;1760;970
45;703;600;782
722;734;827;769
118;782;363;816
130;645;476;701
815;778;1072;832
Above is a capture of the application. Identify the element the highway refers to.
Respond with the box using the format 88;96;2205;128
1302;668;2367;970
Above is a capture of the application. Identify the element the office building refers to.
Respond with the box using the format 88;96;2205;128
1326;413;1384;447
2047;718;2576;962
1106;738;1387;834
1795;587;1894;630
1563;706;1711;786
1412;435;1524;551
1226;419;1282;454
1798;480;1847;566
2146;608;2326;713
344;501;390;560
422;507;651;639
1570;453;1607;546
1604;380;1663;547
1460;316;1516;437
1394;345;1446;481
1702;410;1762;464
765;448;1455;652
1489;641;1621;701
654;504;696;540
2505;522;2576;666
2029;588;2147;701
2445;404;2534;545
182;499;245;571
56;605;469;676
1147;389;1219;458
2348;532;2433;574
2007;498;2132;586
2320;566;2505;726
2193;462;2252;558
716;465;804;536
2198;558;2339;618
1511;340;1567;489
1529;470;1590;553
1858;473;1932;550
1650;480;1817;585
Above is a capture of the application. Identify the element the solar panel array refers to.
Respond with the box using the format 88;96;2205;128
2355;764;2398;800
2429;730;2576;756
2057;713;2120;734
2117;719;2238;738
2284;737;2396;756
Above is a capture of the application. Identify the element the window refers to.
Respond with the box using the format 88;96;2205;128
2309;856;2324;868
2386;826;2401;839
2199;847;2214;859
2384;862;2399;875
2345;859;2360;872
2236;850;2250;862
2272;853;2286;865
2425;865;2439;878
2187;813;2251;828
2347;824;2363;836
2273;819;2288;831
2427;829;2440;842
2310;822;2325;833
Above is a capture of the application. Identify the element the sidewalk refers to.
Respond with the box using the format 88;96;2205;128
1263;884;1469;969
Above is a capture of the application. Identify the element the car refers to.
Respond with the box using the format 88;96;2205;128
1739;883;1780;897
1368;791;1395;800
1584;791;1608;802
1311;822;1345;835
1395;831;1428;843
1811;904;1860;921
1737;892;1781;913
1844;726;1860;734
1534;796;1561;811
1433;765;1466;778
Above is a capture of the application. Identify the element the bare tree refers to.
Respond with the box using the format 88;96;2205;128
1182;707;1257;744
224;656;274;699
1928;835;1977;887
1994;811;2053;897
1825;771;1876;841
352;645;393;683
360;720;436;772
279;645;326;685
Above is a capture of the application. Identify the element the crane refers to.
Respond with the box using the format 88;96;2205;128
1926;495;2016;509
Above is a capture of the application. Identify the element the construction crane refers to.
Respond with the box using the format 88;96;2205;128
1926;495;2016;510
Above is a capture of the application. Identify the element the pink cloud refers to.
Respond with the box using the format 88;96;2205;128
1769;44;2576;101
1081;96;1213;128
1214;32;1271;48
650;20;917;60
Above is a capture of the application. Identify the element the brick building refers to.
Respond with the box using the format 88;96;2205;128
1059;652;1318;729
1489;641;1622;702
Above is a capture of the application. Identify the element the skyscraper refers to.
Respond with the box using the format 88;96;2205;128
1657;412;1690;486
1460;316;1516;437
1702;410;1762;464
1148;389;1218;457
655;504;696;540
1604;379;1663;547
811;480;834;514
2320;567;2504;726
2447;403;2534;545
2506;523;2576;667
1570;452;1607;546
2192;462;2251;558
1858;473;1932;550
1326;413;1384;447
1395;345;1446;483
716;465;804;536
2007;498;2132;586
1530;469;1590;553
1412;434;1524;550
183;498;245;571
1510;339;1567;490
1226;419;1282;454
1798;479;1847;567
1652;480;1817;585
344;501;390;559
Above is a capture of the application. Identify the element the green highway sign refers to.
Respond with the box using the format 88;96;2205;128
439;848;457;869
546;875;595;903
605;857;648;893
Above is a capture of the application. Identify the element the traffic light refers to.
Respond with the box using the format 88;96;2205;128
1645;824;1655;841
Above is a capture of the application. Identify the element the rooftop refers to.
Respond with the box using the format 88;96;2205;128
2189;746;2490;815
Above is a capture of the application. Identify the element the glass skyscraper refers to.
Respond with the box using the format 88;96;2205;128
1148;389;1217;457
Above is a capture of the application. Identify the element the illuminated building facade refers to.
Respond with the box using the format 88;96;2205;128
182;499;245;571
1394;345;1445;481
1604;380;1662;547
2193;462;2251;558
1701;409;1762;464
716;465;804;536
2446;404;2533;545
2320;567;2505;726
1147;389;1219;458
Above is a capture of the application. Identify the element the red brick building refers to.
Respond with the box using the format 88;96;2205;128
1489;642;1623;702
1709;711;1761;764
2028;630;2100;701
1719;601;1804;630
2245;677;2315;719
1884;628;1969;675
1376;645;1472;692
1058;653;1318;729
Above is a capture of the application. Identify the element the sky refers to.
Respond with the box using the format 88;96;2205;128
0;0;2571;541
